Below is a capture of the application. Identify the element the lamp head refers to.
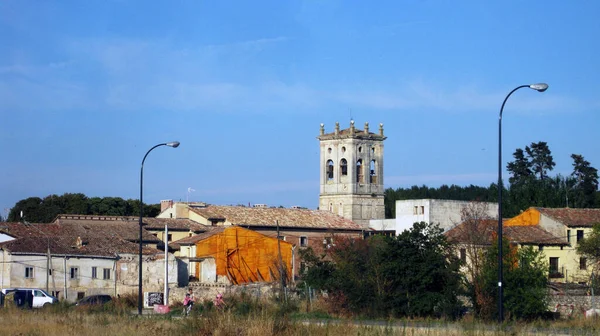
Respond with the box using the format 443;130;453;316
166;141;180;148
529;83;548;92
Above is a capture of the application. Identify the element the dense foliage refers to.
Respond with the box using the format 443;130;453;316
469;239;549;320
7;193;161;223
385;142;599;218
300;221;464;318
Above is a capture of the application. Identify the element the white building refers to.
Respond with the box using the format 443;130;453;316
370;199;498;235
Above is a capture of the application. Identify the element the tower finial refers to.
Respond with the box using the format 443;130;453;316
335;122;340;136
350;120;355;135
364;122;369;134
320;123;325;136
379;123;384;136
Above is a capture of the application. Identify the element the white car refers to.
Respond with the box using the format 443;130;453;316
1;288;58;308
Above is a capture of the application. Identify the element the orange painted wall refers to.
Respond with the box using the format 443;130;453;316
195;226;293;284
504;208;540;227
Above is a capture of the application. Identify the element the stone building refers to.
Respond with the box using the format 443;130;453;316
317;121;386;228
0;221;175;302
162;202;364;280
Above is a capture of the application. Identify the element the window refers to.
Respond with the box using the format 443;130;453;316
549;257;559;274
420;206;425;214
300;236;308;247
326;160;334;181
70;267;79;280
48;268;52;276
414;206;424;215
25;267;34;279
566;230;571;243
413;206;418;215
341;146;346;153
459;248;466;263
356;159;363;183
277;235;286;241
539;245;544;251
577;230;584;243
103;268;111;280
167;234;172;242
340;159;348;176
170;213;173;218
77;292;85;300
369;160;377;183
580;257;587;270
92;267;98;279
371;147;375;154
34;290;45;297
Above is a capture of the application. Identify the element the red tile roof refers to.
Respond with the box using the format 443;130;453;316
536;208;600;227
0;236;159;256
189;206;363;230
55;215;207;232
445;219;567;246
172;227;225;246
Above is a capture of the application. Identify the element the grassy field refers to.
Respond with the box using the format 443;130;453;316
1;296;599;336
1;308;600;336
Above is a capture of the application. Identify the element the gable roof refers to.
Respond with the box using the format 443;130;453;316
446;219;567;246
54;214;207;232
53;217;160;243
172;227;226;246
189;205;363;230
536;208;600;227
0;235;159;257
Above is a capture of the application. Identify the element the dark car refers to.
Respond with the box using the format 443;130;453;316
76;294;113;306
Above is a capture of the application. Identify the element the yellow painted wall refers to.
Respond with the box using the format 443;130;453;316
504;208;540;227
195;226;293;284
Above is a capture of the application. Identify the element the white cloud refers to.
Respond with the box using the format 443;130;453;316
0;36;592;115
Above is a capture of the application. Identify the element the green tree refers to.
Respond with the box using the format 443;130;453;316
570;154;599;208
300;222;464;318
475;239;548;320
506;148;532;185
525;141;555;180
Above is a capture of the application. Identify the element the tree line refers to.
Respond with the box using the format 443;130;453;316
385;141;599;218
5;193;161;223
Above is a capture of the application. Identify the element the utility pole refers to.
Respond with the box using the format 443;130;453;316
276;220;286;300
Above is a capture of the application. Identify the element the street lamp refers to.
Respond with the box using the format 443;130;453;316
138;141;180;315
498;83;547;322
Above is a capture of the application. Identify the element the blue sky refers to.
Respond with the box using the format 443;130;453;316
1;0;599;215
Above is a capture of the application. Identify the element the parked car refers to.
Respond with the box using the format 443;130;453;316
76;294;113;306
1;288;58;308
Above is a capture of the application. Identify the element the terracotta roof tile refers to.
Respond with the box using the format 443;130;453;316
445;219;567;246
172;227;226;245
188;206;362;230
0;233;160;257
55;214;207;232
536;208;600;227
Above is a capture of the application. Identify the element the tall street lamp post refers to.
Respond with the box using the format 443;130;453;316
498;83;547;322
138;141;180;315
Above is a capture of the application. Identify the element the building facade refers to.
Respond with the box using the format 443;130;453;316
392;199;499;234
317;121;386;228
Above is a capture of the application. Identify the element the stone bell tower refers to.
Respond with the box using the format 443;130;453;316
317;121;386;228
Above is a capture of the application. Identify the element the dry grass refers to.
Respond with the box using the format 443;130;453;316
1;304;599;336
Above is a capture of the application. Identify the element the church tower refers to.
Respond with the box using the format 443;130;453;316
318;121;386;228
